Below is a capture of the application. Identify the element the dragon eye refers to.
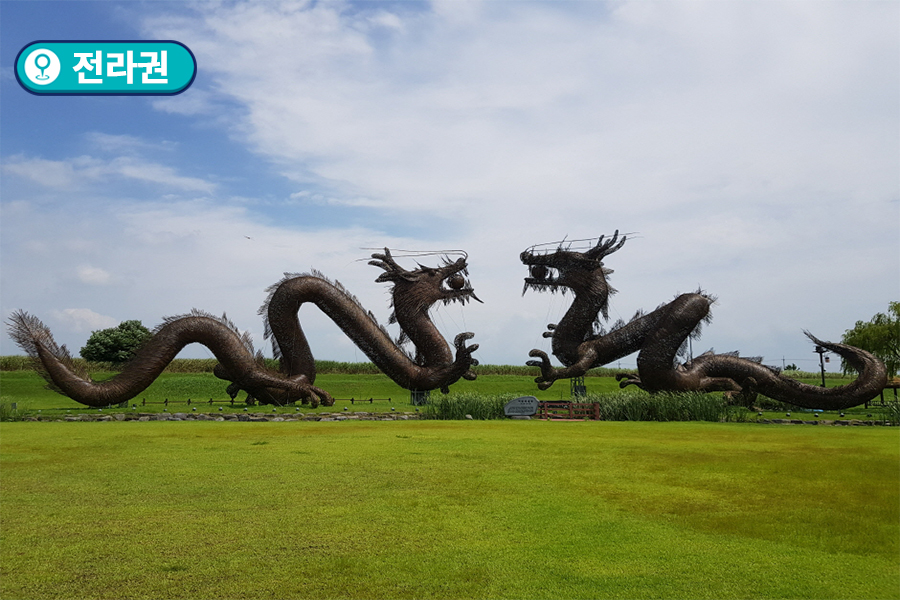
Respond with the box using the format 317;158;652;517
447;274;466;290
530;265;549;280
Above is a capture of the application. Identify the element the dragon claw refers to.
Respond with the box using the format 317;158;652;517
526;349;558;384
616;373;644;390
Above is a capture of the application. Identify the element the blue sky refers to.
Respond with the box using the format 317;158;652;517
2;0;898;373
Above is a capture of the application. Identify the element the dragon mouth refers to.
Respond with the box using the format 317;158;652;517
440;276;482;304
521;260;563;294
438;260;482;304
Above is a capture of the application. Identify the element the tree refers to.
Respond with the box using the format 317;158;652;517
841;302;899;378
79;320;152;363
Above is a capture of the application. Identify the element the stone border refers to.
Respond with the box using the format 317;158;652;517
758;418;889;426
13;413;894;425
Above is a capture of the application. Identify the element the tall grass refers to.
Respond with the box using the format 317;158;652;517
880;401;900;425
420;390;752;422
587;390;736;422
420;392;511;420
0;398;32;422
0;356;379;374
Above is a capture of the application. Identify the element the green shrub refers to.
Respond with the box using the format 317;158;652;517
80;320;152;363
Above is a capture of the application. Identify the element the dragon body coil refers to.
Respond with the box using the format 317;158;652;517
521;232;887;410
8;249;480;408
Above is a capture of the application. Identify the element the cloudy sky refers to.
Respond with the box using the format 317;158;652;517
2;0;897;374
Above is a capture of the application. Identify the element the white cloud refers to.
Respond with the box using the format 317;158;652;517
50;308;118;333
85;132;177;154
77;265;113;285
150;89;222;117
3;154;215;193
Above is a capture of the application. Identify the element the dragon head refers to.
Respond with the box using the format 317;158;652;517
369;248;482;316
521;231;626;316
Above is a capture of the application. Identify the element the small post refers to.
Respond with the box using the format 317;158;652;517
410;390;430;406
570;376;586;398
814;345;827;388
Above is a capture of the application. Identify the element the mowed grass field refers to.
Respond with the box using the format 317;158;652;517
1;420;897;599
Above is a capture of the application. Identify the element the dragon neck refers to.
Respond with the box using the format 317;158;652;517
391;294;453;367
265;275;452;387
552;289;607;366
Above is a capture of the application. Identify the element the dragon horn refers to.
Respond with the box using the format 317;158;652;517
369;247;405;273
369;248;418;282
585;230;626;260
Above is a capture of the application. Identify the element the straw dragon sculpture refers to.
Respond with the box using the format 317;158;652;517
8;249;481;408
521;232;887;410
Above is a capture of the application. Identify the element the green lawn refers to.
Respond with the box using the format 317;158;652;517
1;420;897;599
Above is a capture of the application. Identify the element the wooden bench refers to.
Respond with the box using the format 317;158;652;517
538;401;600;420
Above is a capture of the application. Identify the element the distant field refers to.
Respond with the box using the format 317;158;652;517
0;370;603;406
1;420;897;599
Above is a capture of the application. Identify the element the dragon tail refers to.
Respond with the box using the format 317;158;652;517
7;310;92;397
6;310;267;408
703;332;888;410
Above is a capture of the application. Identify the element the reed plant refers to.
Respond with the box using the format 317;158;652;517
1;356;638;376
585;391;731;422
419;392;511;420
419;390;751;422
879;401;900;425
